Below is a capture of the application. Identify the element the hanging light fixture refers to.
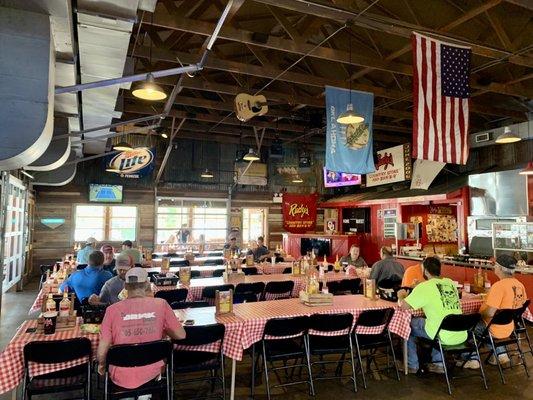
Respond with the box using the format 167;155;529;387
243;148;260;161
495;126;521;144
200;168;214;178
20;169;34;180
337;32;364;125
113;141;133;151
161;132;168;139
519;161;533;175
292;175;303;183
132;73;167;101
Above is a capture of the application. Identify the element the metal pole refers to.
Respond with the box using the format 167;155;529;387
0;172;9;318
55;64;202;94
63;151;119;166
78;124;159;144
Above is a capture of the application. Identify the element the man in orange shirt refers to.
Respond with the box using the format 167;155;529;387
401;263;425;288
463;254;527;369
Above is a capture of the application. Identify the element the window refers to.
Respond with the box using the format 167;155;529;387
74;205;137;242
155;198;228;244
242;208;266;244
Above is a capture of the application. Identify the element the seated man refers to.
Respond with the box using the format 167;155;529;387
76;237;97;265
248;236;271;262
119;240;143;265
88;254;132;306
100;244;116;275
60;250;113;303
224;237;240;253
97;267;186;389
463;254;528;369
401;263;425;288
370;246;404;286
340;245;367;268
398;257;466;374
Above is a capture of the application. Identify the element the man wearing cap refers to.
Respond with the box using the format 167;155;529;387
77;237;97;265
119;240;143;265
88;254;132;306
97;267;186;390
100;244;116;275
462;254;527;369
223;237;240;252
60;250;113;303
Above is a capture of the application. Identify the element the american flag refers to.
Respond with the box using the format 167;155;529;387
412;32;471;165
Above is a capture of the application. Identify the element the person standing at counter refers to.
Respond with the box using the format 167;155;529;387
340;245;367;268
369;246;404;286
462;254;527;369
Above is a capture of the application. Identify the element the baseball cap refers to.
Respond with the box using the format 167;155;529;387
125;267;148;283
86;237;97;245
122;240;133;247
116;254;132;270
100;244;114;253
496;254;516;270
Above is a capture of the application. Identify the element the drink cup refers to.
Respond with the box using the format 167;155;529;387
43;311;58;335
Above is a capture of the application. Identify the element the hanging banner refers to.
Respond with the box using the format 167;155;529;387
325;86;375;174
282;193;318;233
366;143;411;187
106;147;155;178
410;159;446;190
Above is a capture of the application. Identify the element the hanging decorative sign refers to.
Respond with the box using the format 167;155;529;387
410;159;446;190
106;147;155;178
282;193;318;233
366;143;411;187
40;218;65;229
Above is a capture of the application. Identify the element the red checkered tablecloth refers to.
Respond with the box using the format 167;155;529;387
29;289;46;314
0;320;99;395
144;265;226;278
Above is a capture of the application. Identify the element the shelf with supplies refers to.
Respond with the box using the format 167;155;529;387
491;222;533;254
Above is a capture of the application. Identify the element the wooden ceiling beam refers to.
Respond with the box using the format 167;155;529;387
267;5;305;43
504;0;533;11
251;0;533;68
133;46;528;120
484;9;513;50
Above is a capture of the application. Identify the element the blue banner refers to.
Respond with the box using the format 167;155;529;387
325;86;375;174
106;147;155;178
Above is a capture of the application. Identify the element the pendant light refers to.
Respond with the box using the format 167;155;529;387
495;126;521;144
200;168;214;178
132;14;166;101
519;161;533;175
113;141;133;151
292;175;303;183
243;148;260;161
337;33;364;125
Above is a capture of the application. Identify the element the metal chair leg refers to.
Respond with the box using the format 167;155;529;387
348;336;358;393
354;334;367;389
514;334;530;378
388;331;400;381
262;342;271;400
473;334;488;390
251;343;256;398
438;342;452;395
304;336;315;396
489;335;506;384
220;351;226;400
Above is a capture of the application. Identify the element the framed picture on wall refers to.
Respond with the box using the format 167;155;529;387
325;218;337;234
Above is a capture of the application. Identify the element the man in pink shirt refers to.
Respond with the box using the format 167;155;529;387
97;267;186;389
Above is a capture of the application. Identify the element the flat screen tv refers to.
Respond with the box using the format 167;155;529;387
323;168;361;188
300;238;331;257
89;184;123;203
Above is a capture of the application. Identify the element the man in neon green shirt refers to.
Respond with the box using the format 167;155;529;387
398;257;466;373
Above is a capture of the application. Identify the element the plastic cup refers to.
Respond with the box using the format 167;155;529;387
42;311;58;335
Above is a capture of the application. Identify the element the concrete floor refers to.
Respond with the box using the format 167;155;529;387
1;280;532;399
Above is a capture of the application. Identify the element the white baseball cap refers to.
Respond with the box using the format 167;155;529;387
86;237;97;245
125;267;148;283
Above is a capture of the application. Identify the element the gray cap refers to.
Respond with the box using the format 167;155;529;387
125;267;148;283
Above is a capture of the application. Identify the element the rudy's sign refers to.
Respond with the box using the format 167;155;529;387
282;193;318;233
107;147;155;178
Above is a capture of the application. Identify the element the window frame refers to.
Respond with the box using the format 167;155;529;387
72;204;139;244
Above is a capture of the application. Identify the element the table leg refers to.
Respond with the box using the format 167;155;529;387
230;358;236;400
403;339;408;375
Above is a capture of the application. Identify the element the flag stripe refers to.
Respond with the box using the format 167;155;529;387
412;32;470;165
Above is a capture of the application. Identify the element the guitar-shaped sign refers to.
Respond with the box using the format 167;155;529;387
234;93;268;122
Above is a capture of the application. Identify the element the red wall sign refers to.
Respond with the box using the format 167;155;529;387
282;193;319;233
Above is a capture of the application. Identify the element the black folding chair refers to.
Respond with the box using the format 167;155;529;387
243;267;258;275
282;267;292;274
513;300;533;357
173;324;226;400
171;301;210;309
212;269;225;277
170;259;190;267
38;264;54;290
203;258;224;266
155;288;189;306
191;270;201;279
164;252;179;258
251;316;314;400
104;340;173;400
235;282;265;301
201;284;235;305
22;338;92;400
234;292;259;303
352;308;399;388
419;313;486;395
326;281;344;295
261;281;294;301
308;313;357;393
340;278;362;294
477;308;530;384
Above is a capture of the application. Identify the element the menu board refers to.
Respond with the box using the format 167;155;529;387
382;209;397;238
426;214;458;243
492;222;533;251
